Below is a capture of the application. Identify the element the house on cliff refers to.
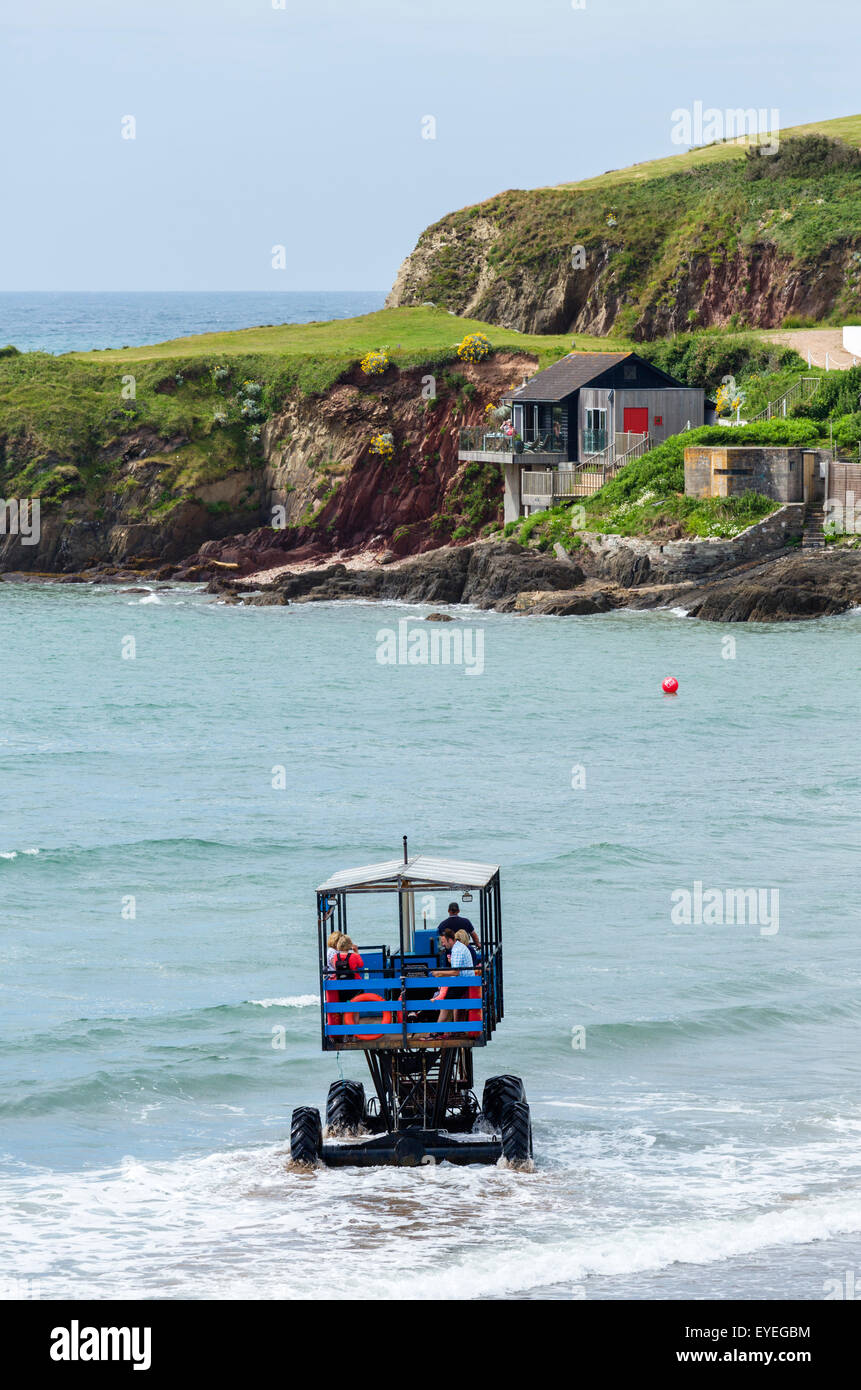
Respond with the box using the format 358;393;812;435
458;351;707;523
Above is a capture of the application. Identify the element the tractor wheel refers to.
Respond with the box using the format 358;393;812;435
325;1079;365;1136
482;1074;526;1131
500;1099;533;1166
290;1106;322;1166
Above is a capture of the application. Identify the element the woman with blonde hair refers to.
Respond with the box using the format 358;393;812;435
333;936;364;989
325;934;364;1012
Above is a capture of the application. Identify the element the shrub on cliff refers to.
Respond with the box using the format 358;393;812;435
745;135;861;181
456;332;491;363
637;333;804;393
787;365;861;421
361;349;390;376
369;432;395;461
834;412;861;453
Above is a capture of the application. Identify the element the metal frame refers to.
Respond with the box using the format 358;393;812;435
315;848;504;1151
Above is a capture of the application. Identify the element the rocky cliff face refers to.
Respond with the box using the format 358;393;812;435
257;353;529;556
389;219;860;340
0;431;263;573
0;354;532;575
386;150;861;337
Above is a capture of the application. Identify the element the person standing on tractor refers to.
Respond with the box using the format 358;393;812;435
438;902;479;949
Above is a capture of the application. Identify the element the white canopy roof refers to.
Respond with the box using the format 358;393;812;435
317;854;499;893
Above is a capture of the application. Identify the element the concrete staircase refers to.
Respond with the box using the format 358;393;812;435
802;504;826;552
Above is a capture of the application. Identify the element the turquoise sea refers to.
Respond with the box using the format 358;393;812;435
0;292;386;356
1;581;860;1300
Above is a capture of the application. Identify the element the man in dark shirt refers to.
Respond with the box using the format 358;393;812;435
437;902;479;948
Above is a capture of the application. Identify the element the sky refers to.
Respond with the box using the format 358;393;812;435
0;0;859;293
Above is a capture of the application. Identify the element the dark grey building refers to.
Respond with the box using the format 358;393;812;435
458;351;707;522
504;351;705;463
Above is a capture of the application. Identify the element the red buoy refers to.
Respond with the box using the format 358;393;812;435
662;677;679;695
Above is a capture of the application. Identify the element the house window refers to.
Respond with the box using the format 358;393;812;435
583;407;608;454
624;364;636;381
654;415;663;426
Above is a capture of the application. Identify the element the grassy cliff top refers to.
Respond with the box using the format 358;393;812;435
69;306;630;369
553;114;861;190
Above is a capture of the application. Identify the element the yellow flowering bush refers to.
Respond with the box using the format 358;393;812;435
369;432;395;461
361;348;390;376
715;383;746;417
457;332;492;363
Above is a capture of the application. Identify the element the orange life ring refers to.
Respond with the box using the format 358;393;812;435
344;992;402;1041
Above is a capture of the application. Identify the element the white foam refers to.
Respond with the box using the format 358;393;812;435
2;1135;860;1301
248;995;319;1008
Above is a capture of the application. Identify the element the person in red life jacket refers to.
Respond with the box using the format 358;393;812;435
325;934;364;1018
333;936;364;995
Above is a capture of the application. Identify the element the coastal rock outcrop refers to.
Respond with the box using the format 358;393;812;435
683;552;861;622
219;537;861;626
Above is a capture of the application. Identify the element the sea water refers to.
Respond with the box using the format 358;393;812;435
1;582;860;1300
0;291;386;356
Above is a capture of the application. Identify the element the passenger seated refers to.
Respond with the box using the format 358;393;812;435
326;935;364;1009
431;926;474;1025
456;927;481;967
334;936;363;990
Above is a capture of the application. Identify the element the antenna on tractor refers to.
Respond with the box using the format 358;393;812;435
403;835;409;864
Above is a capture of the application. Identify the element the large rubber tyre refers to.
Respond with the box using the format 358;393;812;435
500;1098;533;1166
482;1074;526;1131
325;1079;365;1136
290;1106;322;1166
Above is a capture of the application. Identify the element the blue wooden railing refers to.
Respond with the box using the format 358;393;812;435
323;972;484;1040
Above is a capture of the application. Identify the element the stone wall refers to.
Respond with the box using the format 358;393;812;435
575;504;805;586
685;446;808;502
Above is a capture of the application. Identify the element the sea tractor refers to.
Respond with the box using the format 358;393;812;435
289;840;532;1167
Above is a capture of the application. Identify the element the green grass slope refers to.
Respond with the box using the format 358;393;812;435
69;306;628;370
557;114;861;190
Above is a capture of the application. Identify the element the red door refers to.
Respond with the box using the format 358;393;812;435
623;407;649;435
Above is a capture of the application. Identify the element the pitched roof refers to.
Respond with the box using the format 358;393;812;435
504;352;633;403
318;855;499;893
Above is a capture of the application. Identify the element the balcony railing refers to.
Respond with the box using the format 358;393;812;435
459;425;569;458
459;426;519;454
521;434;653;505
